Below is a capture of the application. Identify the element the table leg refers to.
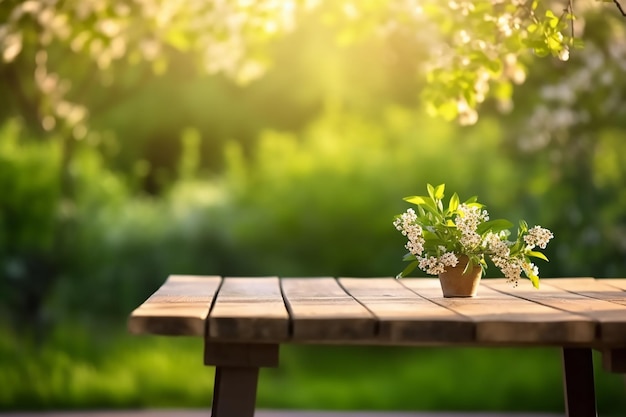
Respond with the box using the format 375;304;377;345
205;342;280;417
562;347;597;417
601;348;626;373
212;366;259;416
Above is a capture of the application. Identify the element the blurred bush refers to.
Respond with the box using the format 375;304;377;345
219;107;519;277
0;120;62;331
2;3;626;412
4;100;626;329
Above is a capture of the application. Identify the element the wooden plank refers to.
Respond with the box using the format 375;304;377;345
208;277;289;342
128;275;221;336
544;278;626;307
603;278;626;291
339;278;474;343
280;277;376;341
401;278;595;344
485;279;626;343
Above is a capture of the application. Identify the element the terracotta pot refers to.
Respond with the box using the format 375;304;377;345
438;255;482;297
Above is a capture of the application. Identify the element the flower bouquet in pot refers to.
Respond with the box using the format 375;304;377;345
393;183;554;297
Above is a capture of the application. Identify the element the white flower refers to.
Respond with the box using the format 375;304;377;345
417;249;458;275
439;251;459;267
460;231;481;249
456;204;489;232
455;204;489;250
405;238;425;256
484;232;510;258
492;255;522;286
394;184;553;286
393;208;416;234
393;208;425;256
524;226;554;249
418;255;446;275
522;261;539;278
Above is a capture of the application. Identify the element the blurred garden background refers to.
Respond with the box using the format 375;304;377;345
1;0;626;414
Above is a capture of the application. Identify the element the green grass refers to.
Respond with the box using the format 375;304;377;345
1;324;624;414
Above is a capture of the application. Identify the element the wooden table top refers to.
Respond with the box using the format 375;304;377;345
128;276;626;347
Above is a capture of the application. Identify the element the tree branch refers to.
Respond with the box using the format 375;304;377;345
614;0;626;16
568;0;574;41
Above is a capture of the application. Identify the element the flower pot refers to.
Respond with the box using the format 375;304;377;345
438;256;482;297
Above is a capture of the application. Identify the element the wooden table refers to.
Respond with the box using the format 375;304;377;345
128;276;626;417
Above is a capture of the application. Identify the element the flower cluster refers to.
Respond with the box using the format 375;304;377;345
393;184;554;288
455;204;489;250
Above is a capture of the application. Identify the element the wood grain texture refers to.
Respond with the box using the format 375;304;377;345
208;277;289;341
130;276;626;348
280;277;376;341
485;279;626;343
543;278;626;307
339;277;474;343
401;278;594;344
127;275;221;336
603;279;626;291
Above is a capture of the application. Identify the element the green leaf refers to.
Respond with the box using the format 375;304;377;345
527;250;549;262
437;100;459;121
421;229;440;241
398;260;419;278
493;80;513;100
165;28;192;51
404;195;429;205
547;35;563;51
519;219;529;233
509;240;522;255
528;272;540;289
434;184;445;200
476;219;514;235
427;183;436;200
420;202;441;217
485;57;503;75
448;192;459;213
402;253;417;261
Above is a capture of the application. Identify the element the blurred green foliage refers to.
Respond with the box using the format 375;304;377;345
0;120;61;254
1;0;626;413
0;121;62;328
1;324;625;414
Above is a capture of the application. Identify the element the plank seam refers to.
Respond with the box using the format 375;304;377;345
205;276;225;339
396;278;472;321
335;277;381;337
483;282;597;319
543;279;626;308
278;277;295;339
482;282;602;340
603;282;626;292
